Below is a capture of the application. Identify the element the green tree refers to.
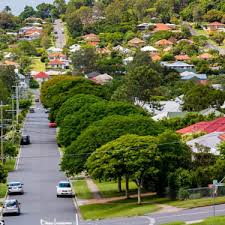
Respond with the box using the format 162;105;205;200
0;162;7;183
183;84;225;111
71;46;98;74
211;32;225;46
53;0;67;15
56;94;103;125
36;3;56;19
87;134;159;203
19;6;36;20
61;115;163;175
58;101;147;146
66;11;83;38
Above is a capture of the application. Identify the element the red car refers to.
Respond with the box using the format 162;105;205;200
48;122;57;128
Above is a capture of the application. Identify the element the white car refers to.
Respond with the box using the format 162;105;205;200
2;199;21;215
7;182;24;195
56;181;73;197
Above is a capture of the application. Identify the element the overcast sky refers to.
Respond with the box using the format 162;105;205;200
0;0;54;15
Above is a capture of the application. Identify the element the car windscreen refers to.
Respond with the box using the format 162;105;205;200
9;183;21;187
59;183;71;188
5;201;17;207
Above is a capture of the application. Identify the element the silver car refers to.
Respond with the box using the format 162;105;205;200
2;199;21;215
7;182;24;195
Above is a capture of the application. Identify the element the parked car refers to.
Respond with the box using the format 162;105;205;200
7;182;24;195
56;181;73;197
20;135;30;145
29;107;35;113
2;199;21;215
49;122;57;128
44;108;50;113
35;98;39;102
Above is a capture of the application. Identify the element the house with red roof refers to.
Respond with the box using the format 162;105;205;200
48;52;67;61
198;53;213;60
82;33;100;46
177;117;225;134
153;23;172;32
48;59;67;69
208;22;225;31
155;39;173;47
34;71;49;83
175;54;190;61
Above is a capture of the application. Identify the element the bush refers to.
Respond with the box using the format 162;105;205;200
178;188;190;200
0;162;7;183
29;78;39;89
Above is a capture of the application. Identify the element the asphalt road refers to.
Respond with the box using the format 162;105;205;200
54;19;66;49
4;97;76;225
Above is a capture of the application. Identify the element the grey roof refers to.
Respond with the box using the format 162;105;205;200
199;108;224;116
187;132;224;155
181;74;207;80
161;61;194;67
86;71;101;78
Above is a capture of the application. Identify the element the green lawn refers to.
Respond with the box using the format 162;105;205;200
30;57;46;71
4;158;16;172
72;178;93;199
163;216;225;225
80;198;160;220
0;183;7;198
94;180;138;198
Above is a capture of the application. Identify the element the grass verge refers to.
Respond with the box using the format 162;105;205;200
0;183;7;198
163;216;225;225
4;158;16;172
30;57;46;71
80;198;160;220
94;180;138;198
72;178;92;199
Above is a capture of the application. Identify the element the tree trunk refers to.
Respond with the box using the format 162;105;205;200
118;176;122;192
137;179;142;205
125;175;129;198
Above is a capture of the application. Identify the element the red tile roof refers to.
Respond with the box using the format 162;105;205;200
48;59;65;65
34;72;49;79
175;55;190;61
177;117;225;134
209;22;225;26
155;39;173;46
154;23;171;31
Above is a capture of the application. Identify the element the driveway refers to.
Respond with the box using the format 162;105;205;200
4;97;76;225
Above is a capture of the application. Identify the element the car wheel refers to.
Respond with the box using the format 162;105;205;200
57;194;60;197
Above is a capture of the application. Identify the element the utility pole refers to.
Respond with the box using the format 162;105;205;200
0;101;3;164
16;85;19;124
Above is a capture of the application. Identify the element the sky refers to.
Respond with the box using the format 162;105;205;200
0;0;54;15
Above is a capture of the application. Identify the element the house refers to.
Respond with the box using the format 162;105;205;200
161;61;195;72
137;23;151;30
48;52;67;61
85;71;101;79
82;33;100;46
112;45;132;54
19;26;43;40
155;39;173;47
91;74;113;85
48;59;67;69
3;60;19;68
199;108;224;117
34;71;49;83
47;47;62;53
175;54;190;61
152;111;188;121
153;23;172;32
181;73;207;84
141;46;158;53
198;53;213;60
128;38;145;48
177;117;225;134
96;47;111;55
123;57;134;65
187;132;225;155
151;54;161;62
69;44;81;53
208;22;225;31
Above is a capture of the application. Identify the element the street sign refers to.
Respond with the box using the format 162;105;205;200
213;180;218;185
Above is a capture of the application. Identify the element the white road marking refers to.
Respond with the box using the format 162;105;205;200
141;216;156;225
186;220;203;224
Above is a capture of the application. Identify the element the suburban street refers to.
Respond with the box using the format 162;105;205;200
4;92;76;225
54;19;66;49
